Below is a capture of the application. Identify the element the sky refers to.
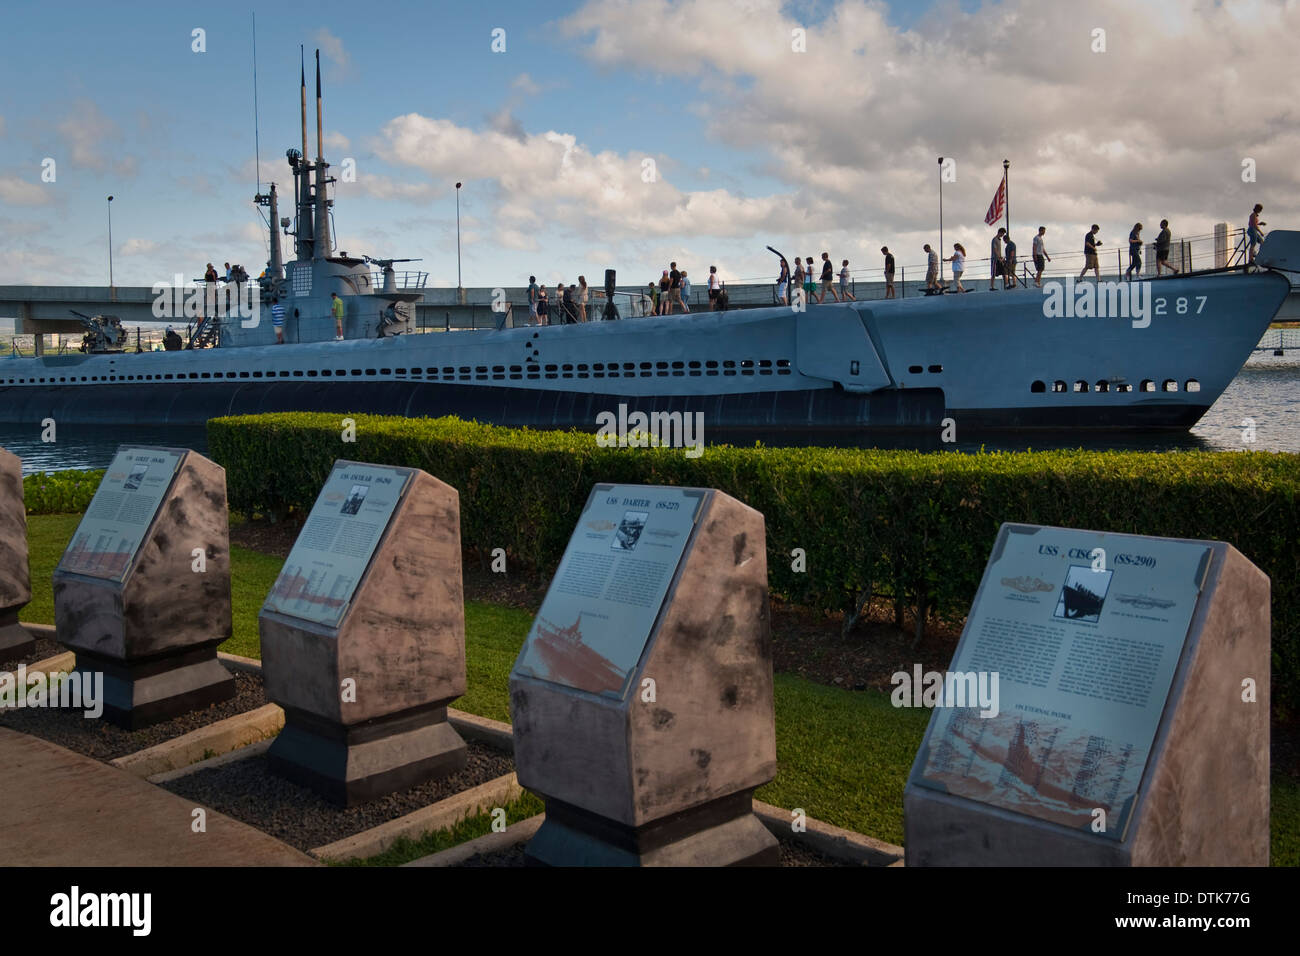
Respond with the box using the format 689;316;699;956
1;0;1296;291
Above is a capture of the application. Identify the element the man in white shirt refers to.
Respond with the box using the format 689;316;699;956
1032;228;1050;287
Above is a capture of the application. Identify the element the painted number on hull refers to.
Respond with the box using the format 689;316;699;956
1153;296;1207;316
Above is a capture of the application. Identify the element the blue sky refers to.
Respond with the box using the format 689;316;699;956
2;0;1296;290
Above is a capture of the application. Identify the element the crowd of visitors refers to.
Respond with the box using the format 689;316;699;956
525;260;735;324
519;204;1266;323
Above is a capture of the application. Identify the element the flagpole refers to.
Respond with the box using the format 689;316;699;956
1003;159;1010;239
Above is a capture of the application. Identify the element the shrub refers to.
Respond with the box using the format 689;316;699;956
208;413;1300;716
23;469;104;515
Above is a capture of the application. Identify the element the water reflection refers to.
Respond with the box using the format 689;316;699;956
1;424;210;474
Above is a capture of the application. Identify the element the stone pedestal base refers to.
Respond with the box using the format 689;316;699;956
904;786;1132;866
267;703;467;807
525;790;779;867
0;618;36;664
75;643;235;730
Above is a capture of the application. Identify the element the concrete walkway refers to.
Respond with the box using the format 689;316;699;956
0;728;316;866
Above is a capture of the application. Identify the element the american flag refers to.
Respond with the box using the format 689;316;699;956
984;178;1006;227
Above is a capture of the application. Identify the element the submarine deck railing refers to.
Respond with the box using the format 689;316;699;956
8;319;1295;359
368;270;428;290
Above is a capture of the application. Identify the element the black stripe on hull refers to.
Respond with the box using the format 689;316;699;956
0;382;1205;431
957;403;1210;431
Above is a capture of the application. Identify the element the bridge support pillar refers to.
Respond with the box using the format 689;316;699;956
19;303;44;356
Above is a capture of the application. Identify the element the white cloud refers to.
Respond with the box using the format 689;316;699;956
511;73;542;96
119;238;160;256
0;217;90;284
375;112;802;242
560;0;1300;241
0;176;53;207
325;130;351;152
112;155;138;179
342;172;438;202
314;29;353;80
488;107;527;142
55;99;133;172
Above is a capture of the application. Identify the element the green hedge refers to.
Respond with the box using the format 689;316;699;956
208;413;1300;716
23;469;103;515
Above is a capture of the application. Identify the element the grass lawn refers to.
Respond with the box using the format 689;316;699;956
20;513;1300;864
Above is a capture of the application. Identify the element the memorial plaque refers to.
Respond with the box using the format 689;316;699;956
53;446;234;729
513;484;703;698
263;463;410;627
260;461;467;806
904;523;1270;866
510;484;778;867
914;526;1209;839
0;447;34;662
58;447;184;582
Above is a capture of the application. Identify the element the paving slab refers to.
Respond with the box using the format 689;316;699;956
0;727;317;866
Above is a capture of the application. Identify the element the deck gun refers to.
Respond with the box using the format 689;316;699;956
69;310;127;353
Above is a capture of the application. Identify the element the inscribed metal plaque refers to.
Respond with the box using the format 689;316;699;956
911;525;1210;840
512;484;704;698
263;461;410;627
58;446;184;582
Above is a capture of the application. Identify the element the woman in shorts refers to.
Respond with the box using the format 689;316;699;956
944;243;967;292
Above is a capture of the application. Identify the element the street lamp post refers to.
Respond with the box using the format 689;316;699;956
937;158;944;284
455;182;462;292
107;195;115;291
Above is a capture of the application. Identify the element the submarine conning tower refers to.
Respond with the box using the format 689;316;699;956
227;47;416;347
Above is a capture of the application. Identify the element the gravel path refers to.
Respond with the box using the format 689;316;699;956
457;835;859;867
162;741;514;852
0;669;264;761
1;636;64;669
778;838;861;867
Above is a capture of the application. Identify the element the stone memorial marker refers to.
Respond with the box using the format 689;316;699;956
53;446;235;729
510;483;778;866
0;447;34;663
260;460;466;806
904;522;1269;866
